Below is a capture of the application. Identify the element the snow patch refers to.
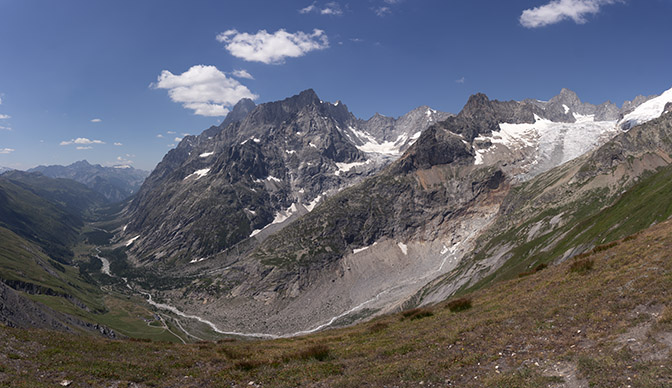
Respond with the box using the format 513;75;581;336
189;257;207;264
305;193;325;212
125;235;139;247
184;168;210;180
335;160;370;175
266;176;282;183
397;242;408;255
250;203;299;237
285;150;296;155
353;242;377;254
199;152;214;158
563;104;570;114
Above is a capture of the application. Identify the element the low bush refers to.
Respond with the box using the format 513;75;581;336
569;257;594;274
592;241;618;253
447;298;472;312
400;308;434;321
235;359;266;371
368;322;389;333
296;344;331;361
518;263;548;278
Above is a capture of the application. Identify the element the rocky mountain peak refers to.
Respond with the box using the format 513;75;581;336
550;88;582;108
226;98;256;123
460;93;491;114
70;160;93;168
289;88;321;108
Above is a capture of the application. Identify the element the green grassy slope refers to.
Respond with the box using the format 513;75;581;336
468;162;672;292
1;218;671;387
0;226;103;313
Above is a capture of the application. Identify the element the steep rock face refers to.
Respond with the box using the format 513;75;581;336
124;90;448;263
416;111;672;306
29;160;149;203
149;95;516;335
352;106;453;154
124;87;672;336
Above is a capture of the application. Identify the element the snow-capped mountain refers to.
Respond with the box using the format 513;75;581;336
473;86;672;180
123;90;450;263
619;87;672;130
116;85;672;336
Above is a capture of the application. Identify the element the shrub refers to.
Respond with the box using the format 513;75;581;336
447;298;472;312
569;257;594;274
534;263;548;272
368;322;389;333
518;263;548;278
592;241;618;253
129;337;152;343
296;344;331;361
235;359;266;371
400;308;434;321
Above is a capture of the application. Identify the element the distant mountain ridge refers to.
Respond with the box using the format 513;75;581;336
29;160;149;203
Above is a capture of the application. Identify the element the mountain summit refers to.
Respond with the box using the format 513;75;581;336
123;90;450;263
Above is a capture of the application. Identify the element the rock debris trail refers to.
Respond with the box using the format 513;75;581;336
94;240;469;339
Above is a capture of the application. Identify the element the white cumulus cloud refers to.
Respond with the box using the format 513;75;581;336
0;148;14;154
300;2;343;16
174;137;182;142
216;29;329;64
0;125;11;131
156;134;164;138
0;114;10;119
520;0;620;28
60;137;105;146
115;156;134;167
232;69;254;79
114;142;123;146
76;146;93;150
152;65;257;117
91;118;102;123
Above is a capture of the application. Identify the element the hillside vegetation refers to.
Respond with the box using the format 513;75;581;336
2;218;671;387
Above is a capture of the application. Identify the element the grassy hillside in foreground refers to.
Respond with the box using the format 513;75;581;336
1;218;671;387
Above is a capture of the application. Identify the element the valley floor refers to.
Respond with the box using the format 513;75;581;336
2;218;672;387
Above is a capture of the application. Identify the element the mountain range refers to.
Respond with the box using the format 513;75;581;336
110;85;672;336
29;160;149;203
1;84;672;342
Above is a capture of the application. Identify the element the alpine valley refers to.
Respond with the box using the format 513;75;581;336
2;85;672;386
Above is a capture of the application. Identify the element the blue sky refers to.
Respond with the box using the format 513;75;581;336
0;0;670;171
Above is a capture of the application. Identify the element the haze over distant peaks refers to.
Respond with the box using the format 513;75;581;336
29;160;149;203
